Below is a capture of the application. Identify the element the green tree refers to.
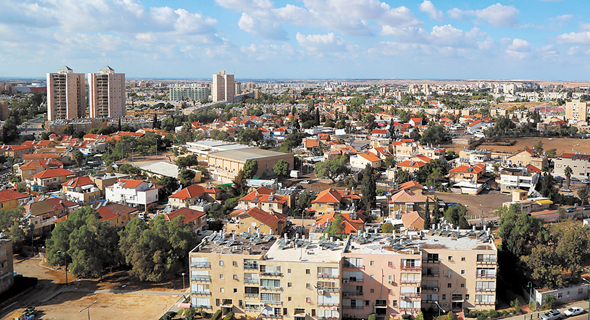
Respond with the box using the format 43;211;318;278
556;226;590;280
298;191;315;210
63;124;75;136
564;166;573;188
534;140;544;154
179;169;196;187
522;244;563;288
432;197;441;226
344;177;355;189
384;156;396;168
578;185;590;208
314;155;349;182
279;132;308;152
273;160;290;179
243;160;258;179
498;204;549;258
381;222;394;234
424;199;431;230
323;213;345;239
394;169;412;185
158;176;180;196
361;164;376;212
232;170;248;196
419;125;451;145
119;163;141;176
546;148;557;158
176;154;199;169
443;205;470;229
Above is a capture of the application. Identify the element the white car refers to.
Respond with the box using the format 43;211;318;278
564;307;584;317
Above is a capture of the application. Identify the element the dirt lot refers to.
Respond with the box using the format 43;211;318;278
474;137;590;156
1;256;184;320
433;190;511;219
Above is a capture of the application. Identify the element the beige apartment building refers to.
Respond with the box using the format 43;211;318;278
188;228;497;320
88;66;126;118
47;66;86;120
0;239;14;294
207;148;294;183
565;99;588;121
212;70;235;103
554;153;590;179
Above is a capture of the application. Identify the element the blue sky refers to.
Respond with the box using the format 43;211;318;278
1;0;590;80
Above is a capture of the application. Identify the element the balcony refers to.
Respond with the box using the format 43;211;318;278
191;276;211;282
192;291;211;295
421;286;439;291
476;260;496;266
476;288;495;292
343;305;364;309
244;278;259;284
400;264;421;271
476;274;496;279
261;301;282;306
261;315;283;319
261;286;283;291
343;263;365;269
343;291;363;297
400;308;421;313
244;307;260;312
400;293;421;299
476;301;495;306
422;273;439;277
244;264;259;270
318;273;339;279
318;303;339;308
344;278;363;283
260;272;282;276
244;293;259;298
424;260;440;264
191;262;211;268
192;305;212;309
400;280;421;286
317;287;340;293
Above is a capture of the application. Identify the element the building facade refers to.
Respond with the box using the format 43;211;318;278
169;84;210;102
565;99;588;121
212;70;235;102
554;153;590;179
0;239;14;294
88;66;126;118
47;66;86;120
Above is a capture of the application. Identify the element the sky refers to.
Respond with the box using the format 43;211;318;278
1;0;590;80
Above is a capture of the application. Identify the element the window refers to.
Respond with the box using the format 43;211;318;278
306;283;311;289
461;284;465;288
239;300;243;307
234;288;238;293
219;261;224;266
388;261;393;267
366;300;370;306
233;261;238;267
288;297;292;302
392;300;397;307
307;297;312;303
233;275;238;280
288;269;292;274
370;274;374;279
448;283;452;288
448;256;453;261
461;257;466;261
370;261;375;266
579;289;584;294
216;299;220;306
461;270;465;275
442;294;446;300
466;295;470;300
288;282;292;287
312;309;316;317
306;269;310;274
370;289;375;293
220;288;224;293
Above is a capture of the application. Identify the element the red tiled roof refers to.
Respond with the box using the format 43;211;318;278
115;179;144;188
450;165;484;174
358;152;381;163
401;211;424;230
0;189;30;202
397;160;426;168
165;207;206;225
62;176;95;187
312;188;342;204
315;212;364;234
32;168;75;179
228;207;287;230
169;184;220;200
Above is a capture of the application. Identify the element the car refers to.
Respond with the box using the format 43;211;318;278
584;204;590;210
566;207;577;213
583;179;590;184
447;202;461;208
300;180;310;184
541;310;563;320
564;307;584;317
561;188;573;192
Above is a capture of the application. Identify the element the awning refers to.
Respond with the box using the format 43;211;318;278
536;199;553;205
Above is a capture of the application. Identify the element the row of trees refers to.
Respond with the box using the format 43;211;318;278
46;207;198;281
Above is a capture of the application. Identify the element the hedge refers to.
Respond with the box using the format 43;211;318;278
212;310;222;320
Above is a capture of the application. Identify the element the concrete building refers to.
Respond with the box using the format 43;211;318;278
212;70;235;102
88;66;126;118
105;179;159;209
47;66;86;120
169;84;210;102
499;167;540;193
565;99;588;121
188;227;497;320
207;148;294;183
0;239;14;294
554;153;590;179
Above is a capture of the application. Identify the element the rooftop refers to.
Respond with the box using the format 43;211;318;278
209;148;292;161
191;230;276;256
265;234;344;263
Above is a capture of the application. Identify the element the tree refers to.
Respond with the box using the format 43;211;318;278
564;166;573;188
279;132;308;152
63;124;75;136
394;169;412;185
323;213;345;239
498;204;549;258
384;156;396;169
381;222;394;234
298;191;315;210
176;154;199;169
273;160;290;179
432;197;441;226
361;164;376;212
152;113;159;129
534;140;544;154
243;160;258;179
232;170;248;196
556;226;590;280
443;205;470;229
158;176;180;196
72;151;85;168
119;163;141;176
522;244;563;288
179;169;196;187
314;155;349;182
578;185;590;208
344;177;355;189
419;125;451;145
546;148;557;158
424;199;431;230
118;216;197;282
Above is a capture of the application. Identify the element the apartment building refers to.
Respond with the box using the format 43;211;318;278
499;167;540;193
88;66;126;118
212;70;235;103
554;153;590;179
47;66;86;120
0;239;14;294
105;179;158;209
188;228;497;320
169;84;210;102
565;99;588;121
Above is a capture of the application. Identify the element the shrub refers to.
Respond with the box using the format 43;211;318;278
487;310;499;318
543;295;556;310
223;311;234;320
212;310;222;320
200;310;209;318
368;314;376;320
402;315;412;320
185;308;197;320
160;311;177;320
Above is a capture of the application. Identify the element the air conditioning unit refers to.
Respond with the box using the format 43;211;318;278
388;280;394;284
343;279;349;284
343;293;350;297
318;290;325;295
445;275;451;278
433;288;439;292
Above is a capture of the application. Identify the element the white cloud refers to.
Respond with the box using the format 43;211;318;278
296;32;346;52
447;3;520;27
507;38;531;52
419;1;445;22
238;12;287;40
215;0;273;11
556;14;573;22
556;32;590;45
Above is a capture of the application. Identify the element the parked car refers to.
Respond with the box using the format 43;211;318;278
564;307;584;317
582;179;590;184
561;188;573;192
566;207;577;213
584;204;590;210
541;310;563;320
300;180;310;184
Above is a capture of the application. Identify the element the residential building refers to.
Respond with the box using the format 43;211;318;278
0;239;13;294
165;208;208;232
350;152;382;171
449;165;485;185
169;84;210;102
16;159;63;181
62;176;102;203
499;167;540;193
0;189;31;210
105;179;159;209
212;70;235;102
47;66;86;120
237;187;289;214
30;168;76;192
88;66;126;118
389;190;429;214
313;212;365;234
168;184;221;209
207;148;294;183
565;99;588;121
396;160;426;173
89;172;130;194
226;207;288;235
96;203;139;227
24;197;79;235
554;153;590;179
0;145;34;160
506;148;548;171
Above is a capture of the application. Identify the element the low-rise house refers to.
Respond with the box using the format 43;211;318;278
313;211;365;234
164;208;207;232
24;197;79;235
89;172;130;194
389;189;429;214
0;189;31;210
237;187;289;214
30;168;76;192
96;203;139;227
168;184;221;208
62;176;102;203
506;148;548;170
0;145;34;160
449;165;485;184
499;167;540;193
401;211;424;230
225;207;287;235
350;152;382;170
15;159;63;181
396;160;426;173
554;153;590;179
311;188;361;214
105;179;159;209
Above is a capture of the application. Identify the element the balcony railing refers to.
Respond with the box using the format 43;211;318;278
400;293;421;299
244;293;259;298
400;264;421;270
318;303;339;308
318;273;339;279
191;262;211;268
400;308;421;313
343;264;365;269
424;260;440;264
244;307;260;312
343;305;364;309
400;280;421;286
317;287;340;293
244;264;259;270
422;273;439;277
261;301;282;306
192;291;211;295
260;272;283;276
476;288;495;292
261;286;283;291
476;301;495;306
421;286;439;291
244;278;259;284
261;315;283;319
192;305;212;309
476;274;496;279
476;260;497;265
191;276;211;282
345;278;363;283
343;291;363;297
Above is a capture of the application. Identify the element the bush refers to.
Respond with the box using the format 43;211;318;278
160;311;177;320
543;295;556;310
402;315;412;320
212;310;222;320
185;308;197;320
223;311;234;320
487;310;499;318
200;310;208;318
368;314;376;320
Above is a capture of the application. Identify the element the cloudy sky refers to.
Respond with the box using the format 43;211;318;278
1;0;590;80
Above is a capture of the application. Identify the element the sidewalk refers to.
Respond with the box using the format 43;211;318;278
502;300;589;320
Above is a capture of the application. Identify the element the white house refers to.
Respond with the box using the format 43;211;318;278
105;178;159;209
350;151;382;170
466;120;484;133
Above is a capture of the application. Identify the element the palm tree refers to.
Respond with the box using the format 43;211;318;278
565;166;573;188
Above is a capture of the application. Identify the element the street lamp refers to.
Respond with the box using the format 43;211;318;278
57;250;68;287
434;301;445;320
527;281;535;311
79;300;98;320
182;272;186;291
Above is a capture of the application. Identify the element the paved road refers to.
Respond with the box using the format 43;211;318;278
18;117;45;137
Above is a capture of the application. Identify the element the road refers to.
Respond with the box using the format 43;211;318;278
18;116;45;137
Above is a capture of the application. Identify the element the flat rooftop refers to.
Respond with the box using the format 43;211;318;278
209;148;293;161
346;232;421;255
418;229;496;251
191;231;275;256
265;235;344;263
